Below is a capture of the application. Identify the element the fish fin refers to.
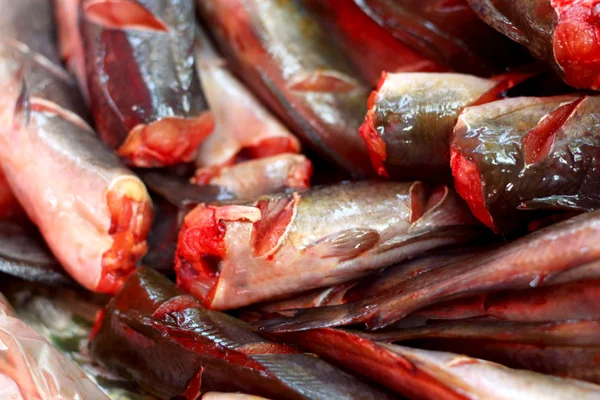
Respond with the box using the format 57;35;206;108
257;302;371;333
252;194;298;257
84;0;168;32
304;228;380;261
467;0;527;45
522;97;583;165
519;195;596;212
287;70;359;93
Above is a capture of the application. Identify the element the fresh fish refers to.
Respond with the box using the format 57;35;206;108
260;209;600;331
363;319;600;346
54;0;88;99
0;0;154;293
361;72;529;180
396;279;600;326
196;0;373;178
306;0;444;85
0;219;74;286
176;181;481;310
451;95;600;233
282;328;600;400
0;292;110;399
81;0;214;167
139;170;234;211
193;154;313;200
353;0;529;75
467;0;600;89
90;267;393;400
195;28;302;170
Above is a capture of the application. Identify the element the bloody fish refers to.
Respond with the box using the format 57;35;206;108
353;0;529;76
0;0;154;293
196;0;373;178
360;72;529;180
90;267;393;400
260;209;600;332
306;0;445;85
193;154;313;200
81;0;214;167
467;0;600;89
451;94;600;233
282;328;600;400
176;181;481;310
194;29;302;170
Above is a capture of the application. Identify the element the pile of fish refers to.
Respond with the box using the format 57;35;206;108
1;0;600;399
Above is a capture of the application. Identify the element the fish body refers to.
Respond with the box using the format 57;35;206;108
82;0;214;167
197;0;373;177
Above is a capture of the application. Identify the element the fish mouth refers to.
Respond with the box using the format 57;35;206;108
98;175;153;293
117;112;216;167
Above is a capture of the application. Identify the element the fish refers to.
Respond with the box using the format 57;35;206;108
281;328;600;399
259;209;600;332
176;181;482;310
0;0;154;293
203;394;271;400
90;267;393;400
194;28;302;170
353;0;529;76
0;219;74;286
81;0;214;167
196;0;373;178
451;94;600;233
305;0;445;85
467;0;600;90
361;72;529;180
54;0;88;99
193;154;313;200
0;291;110;399
362;319;600;347
0;169;22;219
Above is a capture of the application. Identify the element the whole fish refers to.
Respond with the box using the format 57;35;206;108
353;0;529;75
361;72;528;180
176;181;481;310
416;339;600;384
81;0;214;167
193;154;313;200
260;209;600;332
306;0;444;85
0;292;109;399
451;95;600;233
0;0;154;293
467;0;600;89
282;328;600;400
90;267;393;400
196;0;373;178
195;28;302;170
363;319;600;346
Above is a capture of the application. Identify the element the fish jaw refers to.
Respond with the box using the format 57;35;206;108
193;154;313;199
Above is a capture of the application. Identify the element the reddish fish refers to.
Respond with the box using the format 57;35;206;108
282;328;600;399
361;72;529;180
176;181;482;310
54;0;87;99
81;0;214;167
260;209;600;331
196;0;373;178
193;154;313;200
467;0;600;89
451;95;600;233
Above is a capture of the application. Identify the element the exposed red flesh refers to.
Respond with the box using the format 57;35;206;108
553;0;600;89
117;113;216;167
450;149;496;232
251;197;296;258
522;97;584;165
84;0;168;31
360;73;389;177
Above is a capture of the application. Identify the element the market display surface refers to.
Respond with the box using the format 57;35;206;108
1;0;600;399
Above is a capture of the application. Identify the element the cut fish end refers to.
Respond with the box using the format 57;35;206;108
553;2;600;89
359;115;388;178
98;176;154;293
450;149;497;233
117;112;216;167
